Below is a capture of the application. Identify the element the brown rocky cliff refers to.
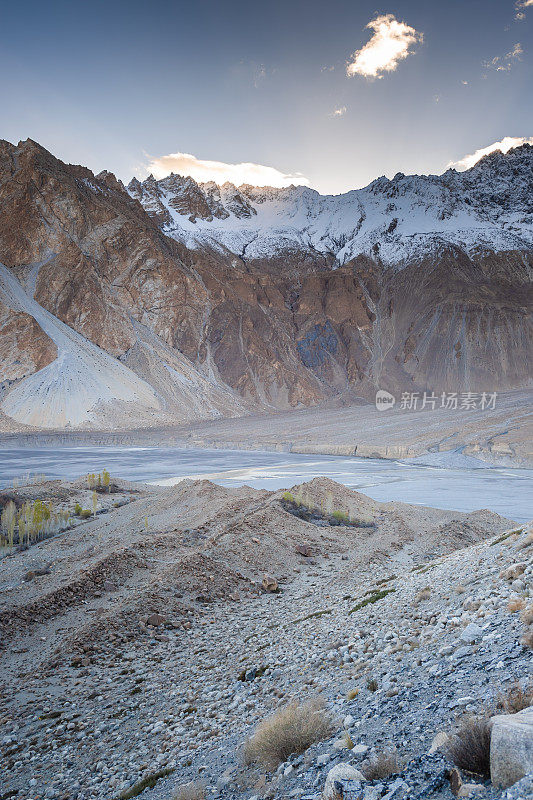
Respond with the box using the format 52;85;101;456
0;138;531;431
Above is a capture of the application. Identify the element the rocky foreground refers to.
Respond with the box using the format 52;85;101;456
0;477;531;800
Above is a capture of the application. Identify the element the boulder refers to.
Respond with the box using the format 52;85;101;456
146;613;166;627
261;574;279;593
323;763;365;800
459;623;483;643
490;709;533;789
497;773;533;799
428;730;450;755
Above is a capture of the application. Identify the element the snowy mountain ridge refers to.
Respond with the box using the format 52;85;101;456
128;144;533;266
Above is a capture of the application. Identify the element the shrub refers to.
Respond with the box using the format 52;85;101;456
366;677;378;692
508;597;526;613
80;509;92;519
445;716;492;776
496;681;533;714
521;628;533;650
350;588;396;613
520;605;533;626
282;491;294;503
332;510;350;523
362;747;400;780
243;698;333;769
415;587;431;603
74;503;82;516
119;768;174;799
173;782;205;800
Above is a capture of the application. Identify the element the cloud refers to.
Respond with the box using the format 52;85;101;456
143;152;310;188
516;0;533;19
346;13;423;79
483;42;523;71
447;136;533;171
332;106;347;117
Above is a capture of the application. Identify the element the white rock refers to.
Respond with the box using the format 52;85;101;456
490;709;533;789
460;623;483;643
323;763;365;800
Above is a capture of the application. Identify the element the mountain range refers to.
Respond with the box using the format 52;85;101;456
0;138;531;430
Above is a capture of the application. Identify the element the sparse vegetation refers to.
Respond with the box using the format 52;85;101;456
118;767;175;799
87;469;112;492
445;716;492;776
490;529;522;546
1;498;70;551
280;492;375;529
496;680;533;714
520;605;533;626
350;588;396;613
173;782;205;800
80;509;92;519
243;698;334;769
521;628;533;650
415;586;431;603
507;596;526;613
366;677;378;692
362;747;401;780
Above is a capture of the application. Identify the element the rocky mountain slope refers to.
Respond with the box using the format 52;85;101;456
128;145;533;267
0;139;531;430
0;476;531;799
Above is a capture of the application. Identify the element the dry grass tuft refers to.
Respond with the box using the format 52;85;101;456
521;627;533;650
173;782;205;800
415;587;431;603
496;681;533;714
243;698;334;769
520;605;533;626
508;597;526;613
362;747;401;780
445;716;492;777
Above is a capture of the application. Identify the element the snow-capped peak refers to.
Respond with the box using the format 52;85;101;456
128;144;533;267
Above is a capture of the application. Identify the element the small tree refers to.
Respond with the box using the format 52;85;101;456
92;491;97;518
1;501;16;550
102;469;110;492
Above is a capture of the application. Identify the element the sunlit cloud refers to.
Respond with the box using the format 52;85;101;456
332;106;347;117
346;14;423;79
483;42;523;71
515;0;533;19
142;152;310;188
447;136;533;171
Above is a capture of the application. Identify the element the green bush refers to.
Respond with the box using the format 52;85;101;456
80;509;92;519
332;510;350;523
74;502;82;516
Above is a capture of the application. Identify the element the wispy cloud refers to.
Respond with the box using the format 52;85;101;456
142;152;309;188
447;136;533;171
515;0;533;20
346;14;423;79
332;106;347;117
483;42;523;71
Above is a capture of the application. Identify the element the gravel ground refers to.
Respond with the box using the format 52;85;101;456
0;477;530;800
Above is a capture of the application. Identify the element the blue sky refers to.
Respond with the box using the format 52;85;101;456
1;0;531;193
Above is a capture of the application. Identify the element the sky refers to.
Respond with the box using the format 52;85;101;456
1;0;532;194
